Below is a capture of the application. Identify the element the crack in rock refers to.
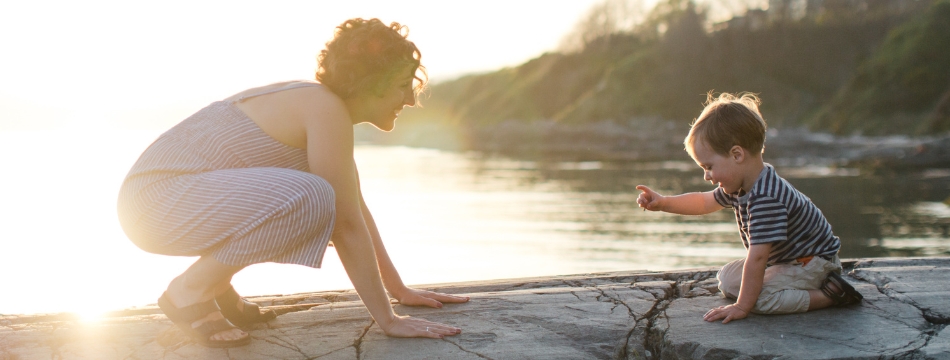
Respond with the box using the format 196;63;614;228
642;299;672;359
564;305;591;313
443;338;494;359
311;345;355;359
353;320;374;360
891;335;930;357
635;279;696;359
796;327;913;354
271;326;356;360
562;280;636;318
915;326;942;358
257;334;309;359
271;303;325;316
615;284;666;359
851;270;949;325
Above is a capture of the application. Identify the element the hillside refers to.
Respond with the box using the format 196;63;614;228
385;0;949;158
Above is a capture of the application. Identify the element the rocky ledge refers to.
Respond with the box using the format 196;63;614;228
1;257;948;359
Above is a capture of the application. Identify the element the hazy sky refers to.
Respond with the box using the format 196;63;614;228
0;0;602;129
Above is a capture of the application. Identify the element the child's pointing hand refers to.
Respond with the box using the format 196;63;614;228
636;185;662;211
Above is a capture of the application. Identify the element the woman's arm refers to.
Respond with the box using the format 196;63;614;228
355;175;470;307
302;94;393;326
301;90;458;338
354;175;406;295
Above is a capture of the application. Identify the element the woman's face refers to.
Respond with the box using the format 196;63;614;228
360;71;416;131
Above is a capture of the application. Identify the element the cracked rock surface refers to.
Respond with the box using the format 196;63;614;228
1;257;948;359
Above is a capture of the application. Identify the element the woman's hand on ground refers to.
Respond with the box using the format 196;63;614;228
703;304;749;324
392;287;470;309
379;315;461;339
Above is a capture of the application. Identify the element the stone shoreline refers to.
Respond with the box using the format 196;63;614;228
2;257;948;359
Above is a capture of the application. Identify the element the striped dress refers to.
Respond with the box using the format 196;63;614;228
117;82;336;268
713;163;841;265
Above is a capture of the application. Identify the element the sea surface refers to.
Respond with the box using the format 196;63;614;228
2;129;948;316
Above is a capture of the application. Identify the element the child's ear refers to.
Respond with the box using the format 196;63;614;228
730;145;745;163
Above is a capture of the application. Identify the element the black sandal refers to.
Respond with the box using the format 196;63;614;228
819;272;864;306
215;285;277;328
157;292;251;348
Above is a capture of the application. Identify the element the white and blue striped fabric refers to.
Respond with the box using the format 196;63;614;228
713;164;841;265
117;83;336;268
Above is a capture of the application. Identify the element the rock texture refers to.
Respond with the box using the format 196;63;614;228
1;257;948;360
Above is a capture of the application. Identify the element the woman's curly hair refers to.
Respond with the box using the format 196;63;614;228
316;18;427;101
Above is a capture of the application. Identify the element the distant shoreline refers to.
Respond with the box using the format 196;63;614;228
358;122;950;170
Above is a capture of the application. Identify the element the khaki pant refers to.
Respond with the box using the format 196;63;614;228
717;255;841;314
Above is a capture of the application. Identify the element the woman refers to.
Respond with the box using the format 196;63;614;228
117;18;468;348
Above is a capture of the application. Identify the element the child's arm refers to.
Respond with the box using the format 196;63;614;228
636;185;723;215
703;243;772;324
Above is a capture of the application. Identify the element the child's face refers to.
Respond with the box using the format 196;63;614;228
688;139;744;195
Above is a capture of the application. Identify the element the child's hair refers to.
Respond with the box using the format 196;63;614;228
685;92;767;156
316;18;427;101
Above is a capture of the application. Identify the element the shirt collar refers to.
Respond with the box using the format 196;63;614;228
737;163;772;202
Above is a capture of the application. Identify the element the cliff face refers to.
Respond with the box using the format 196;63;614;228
2;257;949;359
396;0;948;145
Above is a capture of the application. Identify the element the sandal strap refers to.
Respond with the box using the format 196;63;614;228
194;317;241;338
819;278;845;304
216;285;260;314
158;292;224;324
217;285;240;305
820;272;863;306
216;285;272;326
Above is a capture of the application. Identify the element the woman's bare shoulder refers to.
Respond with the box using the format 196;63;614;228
232;81;349;149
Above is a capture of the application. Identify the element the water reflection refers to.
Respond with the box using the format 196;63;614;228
374;146;950;268
1;135;946;315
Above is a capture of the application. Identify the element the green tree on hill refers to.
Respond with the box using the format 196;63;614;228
392;0;945;155
812;0;950;135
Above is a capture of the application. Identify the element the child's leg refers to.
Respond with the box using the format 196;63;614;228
752;256;841;314
716;258;745;299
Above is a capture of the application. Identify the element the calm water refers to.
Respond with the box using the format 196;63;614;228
1;129;948;316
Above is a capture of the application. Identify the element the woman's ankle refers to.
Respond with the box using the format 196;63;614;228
166;275;216;307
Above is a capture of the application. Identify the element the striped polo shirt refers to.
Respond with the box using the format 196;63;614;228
713;163;841;265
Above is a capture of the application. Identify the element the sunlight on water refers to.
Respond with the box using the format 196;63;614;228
1;129;947;315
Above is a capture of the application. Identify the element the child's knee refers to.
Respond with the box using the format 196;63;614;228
753;289;810;314
716;259;744;298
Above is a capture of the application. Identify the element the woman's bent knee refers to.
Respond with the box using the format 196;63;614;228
296;175;335;221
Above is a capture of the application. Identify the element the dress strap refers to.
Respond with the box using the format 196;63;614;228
233;81;323;103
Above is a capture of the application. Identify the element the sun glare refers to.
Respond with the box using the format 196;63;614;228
77;309;108;323
0;0;605;316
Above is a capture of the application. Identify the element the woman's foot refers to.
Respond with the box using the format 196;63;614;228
164;277;249;344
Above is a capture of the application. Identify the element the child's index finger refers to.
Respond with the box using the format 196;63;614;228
635;185;650;192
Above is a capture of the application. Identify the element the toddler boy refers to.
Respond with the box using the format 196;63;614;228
637;92;863;323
